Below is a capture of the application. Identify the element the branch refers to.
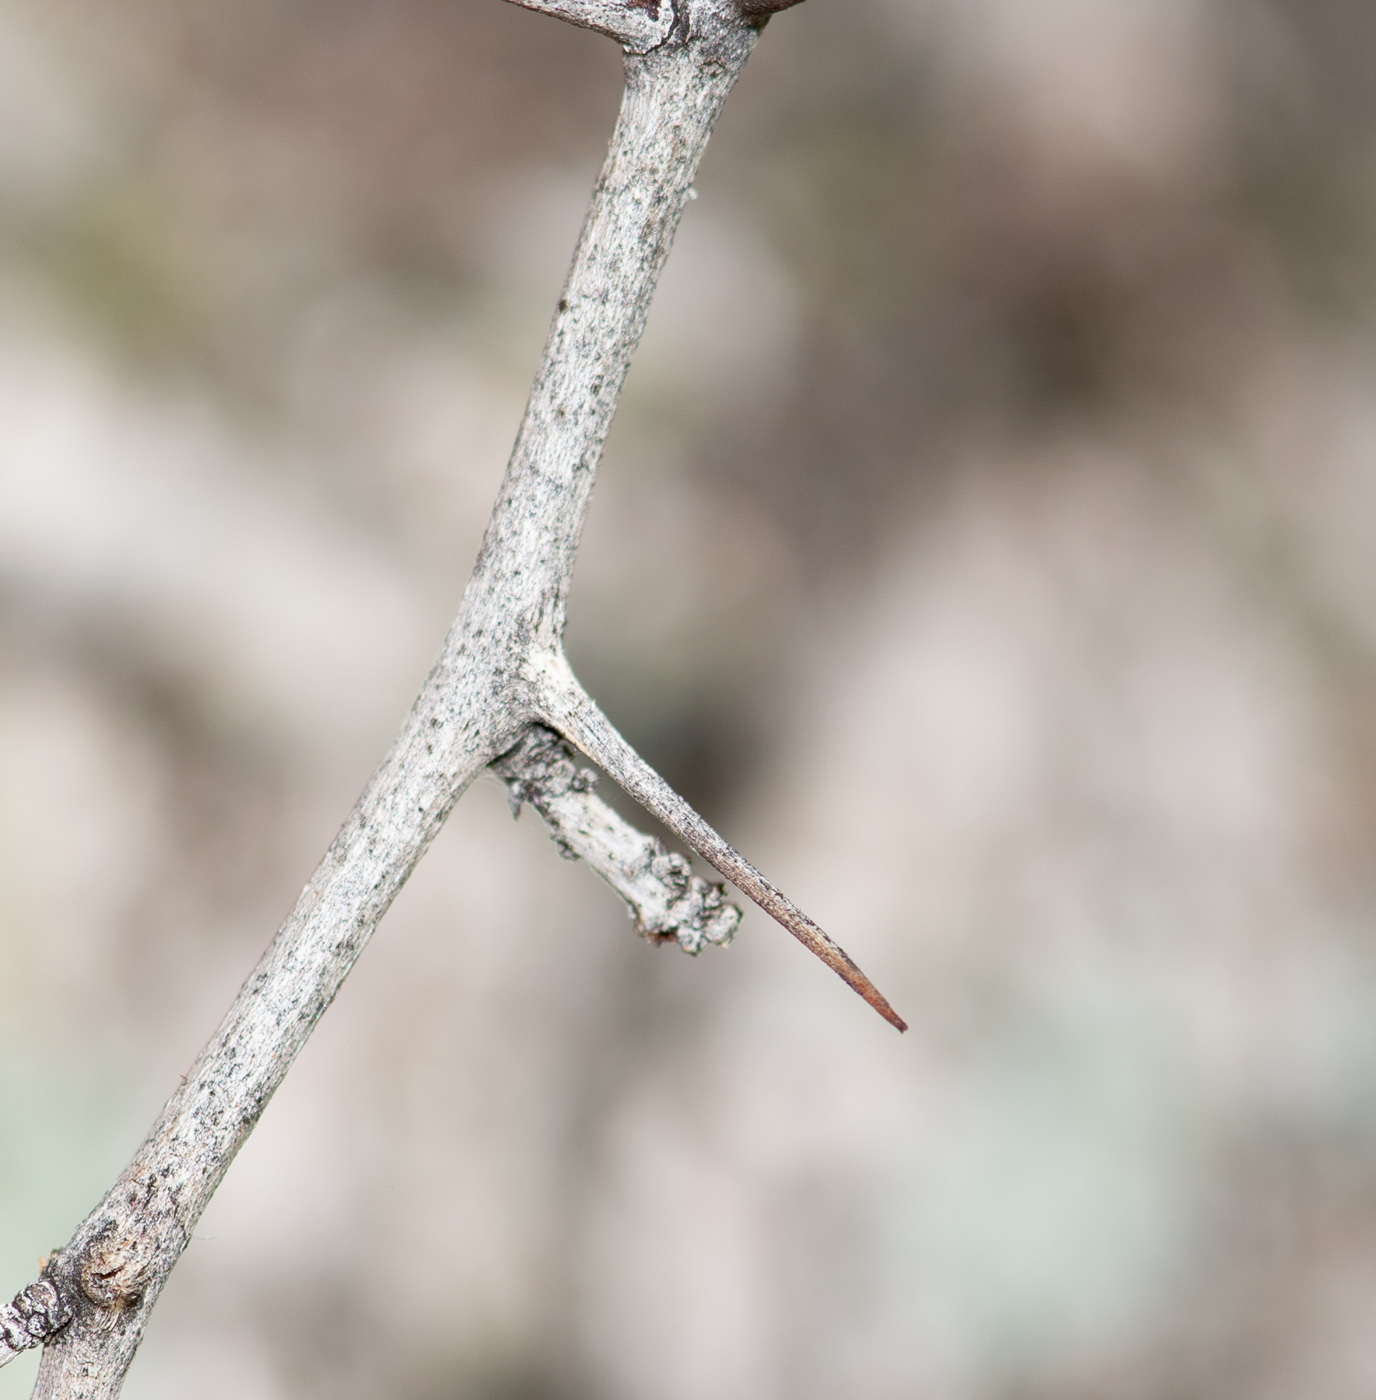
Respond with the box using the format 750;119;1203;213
493;726;742;952
17;2;901;1394
504;0;674;53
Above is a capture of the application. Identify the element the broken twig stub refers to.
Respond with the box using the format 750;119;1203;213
0;1280;73;1365
495;727;742;953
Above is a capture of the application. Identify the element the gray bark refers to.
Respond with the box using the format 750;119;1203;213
9;3;904;1395
494;726;742;953
0;1284;71;1368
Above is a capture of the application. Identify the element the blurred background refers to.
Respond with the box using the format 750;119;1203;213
3;0;1376;1395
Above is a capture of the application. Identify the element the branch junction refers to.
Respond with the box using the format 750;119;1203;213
13;2;904;1395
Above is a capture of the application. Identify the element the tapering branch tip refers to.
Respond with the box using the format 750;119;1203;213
502;0;674;52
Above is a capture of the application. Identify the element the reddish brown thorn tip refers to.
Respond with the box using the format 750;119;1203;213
737;876;907;1032
854;974;908;1033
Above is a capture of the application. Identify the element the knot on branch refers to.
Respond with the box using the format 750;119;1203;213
494;726;742;953
0;1277;74;1359
80;1235;153;1311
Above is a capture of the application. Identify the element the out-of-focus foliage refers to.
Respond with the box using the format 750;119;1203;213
4;0;1376;1396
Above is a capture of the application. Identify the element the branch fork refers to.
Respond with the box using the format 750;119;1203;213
506;0;675;53
14;0;904;1393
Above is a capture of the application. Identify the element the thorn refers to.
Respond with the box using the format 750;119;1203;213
543;680;909;1031
771;901;908;1033
727;869;907;1032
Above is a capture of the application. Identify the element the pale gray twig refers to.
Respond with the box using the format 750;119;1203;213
15;3;903;1395
505;0;674;51
494;726;742;953
0;1282;72;1368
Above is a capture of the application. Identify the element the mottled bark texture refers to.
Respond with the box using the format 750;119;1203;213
12;1;903;1395
494;726;742;953
0;1283;72;1366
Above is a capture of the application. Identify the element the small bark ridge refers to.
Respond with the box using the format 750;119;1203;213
76;1177;161;1311
0;1279;74;1359
495;726;742;953
736;0;805;15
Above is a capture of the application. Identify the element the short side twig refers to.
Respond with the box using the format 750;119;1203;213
494;726;742;952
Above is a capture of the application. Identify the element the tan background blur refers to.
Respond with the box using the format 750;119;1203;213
3;0;1376;1396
